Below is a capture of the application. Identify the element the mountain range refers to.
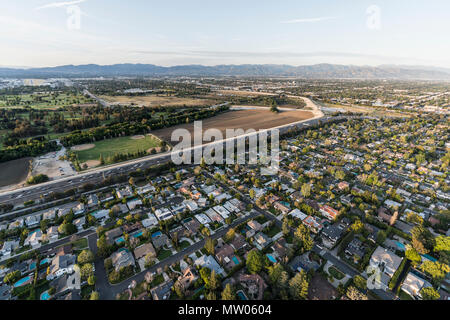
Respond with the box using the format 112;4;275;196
1;63;449;80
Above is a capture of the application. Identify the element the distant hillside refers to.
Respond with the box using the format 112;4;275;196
1;63;449;80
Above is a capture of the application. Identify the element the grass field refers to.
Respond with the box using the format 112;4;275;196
0;93;94;109
72;135;162;163
0;157;31;188
99;95;217;107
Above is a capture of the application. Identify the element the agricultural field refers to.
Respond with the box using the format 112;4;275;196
0;157;32;188
0;92;95;109
99;94;217;107
152;109;314;144
71;134;162;168
324;103;413;118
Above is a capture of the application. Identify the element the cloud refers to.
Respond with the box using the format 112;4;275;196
36;0;87;10
281;17;337;24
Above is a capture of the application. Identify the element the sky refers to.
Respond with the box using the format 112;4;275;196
0;0;449;68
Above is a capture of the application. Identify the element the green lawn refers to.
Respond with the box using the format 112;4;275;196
179;240;191;250
73;135;161;163
157;249;172;261
328;266;345;280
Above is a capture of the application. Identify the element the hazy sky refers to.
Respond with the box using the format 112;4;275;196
1;0;449;68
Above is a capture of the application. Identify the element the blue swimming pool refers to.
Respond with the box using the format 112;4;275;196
14;276;32;288
231;256;240;265
29;262;37;271
152;231;162;238
40;258;50;265
132;230;143;238
395;241;406;251
266;254;277;263
237;290;248;300
40;290;51;301
115;237;125;244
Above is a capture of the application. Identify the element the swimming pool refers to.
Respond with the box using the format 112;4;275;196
237;290;248;300
14;276;32;288
132;230;143;238
266;254;277;263
29;262;37;271
152;231;162;238
395;241;406;251
115;237;125;244
231;256;240;265
40;290;51;301
40;258;50;265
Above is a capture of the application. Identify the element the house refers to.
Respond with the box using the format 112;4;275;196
25;214;41;228
73;217;85;231
194;255;225;276
273;202;290;214
184;200;198;212
151;233;171;249
176;267;198;291
116;186;133;199
205;208;223;223
345;239;367;262
91;209;109;220
8;218;24;230
182;217;201;235
24;230;44;248
247;220;263;232
321;223;346;249
289;209;307;221
302;216;323;234
253;232;271;249
154;208;173;221
213;205;230;220
229;233;248;251
319;205;340;221
0;240;20;257
134;243;156;260
338;181;350;191
215;241;240;270
369;246;403;279
42;209;57;221
105;227;123;245
47;254;76;280
110;249;135;272
87;194;99;208
127;198;143;211
194;213;211;225
150;279;174;300
46;226;59;241
378;207;398;226
238;274;267;300
401;272;433;299
169;225;187;240
271;238;288;262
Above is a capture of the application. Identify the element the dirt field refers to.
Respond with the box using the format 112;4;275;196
152;109;314;144
0;157;31;188
71;144;95;151
99;95;216;107
308;274;339;300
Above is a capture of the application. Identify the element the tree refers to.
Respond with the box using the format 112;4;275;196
90;291;100;300
411;226;435;255
204;237;215;255
88;274;96;286
420;287;440;300
294;224;313;252
353;275;367;290
246;250;264;274
224;228;235;242
434;236;450;253
420;261;450;284
282;218;290;236
301;183;311;198
208;270;219;291
80;263;94;280
289;271;309;300
3;270;21;285
77;249;94;265
346;286;368;300
405;247;422;266
221;284;236;300
350;219;364;233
